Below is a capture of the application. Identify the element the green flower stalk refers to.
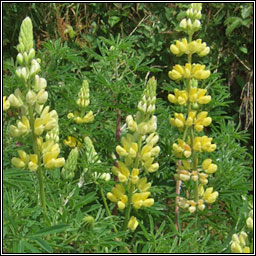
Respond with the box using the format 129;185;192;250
168;3;218;215
7;17;65;222
107;77;159;233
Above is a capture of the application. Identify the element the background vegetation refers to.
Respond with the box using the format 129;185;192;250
3;3;253;253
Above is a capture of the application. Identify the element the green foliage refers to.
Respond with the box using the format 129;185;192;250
3;2;253;253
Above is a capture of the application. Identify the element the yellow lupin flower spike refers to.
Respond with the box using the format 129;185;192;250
168;3;218;213
68;80;95;124
107;77;159;232
7;17;66;224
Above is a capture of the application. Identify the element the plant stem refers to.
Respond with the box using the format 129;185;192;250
121;181;134;233
29;106;48;224
190;126;199;203
187;32;199;204
121;135;142;235
99;186;118;233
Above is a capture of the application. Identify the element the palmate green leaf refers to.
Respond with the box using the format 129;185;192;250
29;224;69;237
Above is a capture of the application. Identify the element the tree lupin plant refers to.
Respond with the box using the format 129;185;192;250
168;4;219;216
6;17;65;223
107;77;160;234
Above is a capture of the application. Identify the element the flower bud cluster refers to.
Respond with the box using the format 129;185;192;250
137;77;157;114
168;4;218;213
107;77;159;231
76;80;90;108
230;207;253;253
231;232;250;253
61;147;79;180
7;17;64;171
67;80;94;124
179;3;202;34
83;136;111;182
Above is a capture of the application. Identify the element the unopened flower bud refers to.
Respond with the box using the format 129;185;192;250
28;48;35;62
17;53;23;65
26;90;37;105
193;19;201;31
180;19;187;29
37;89;48;104
8;94;22;108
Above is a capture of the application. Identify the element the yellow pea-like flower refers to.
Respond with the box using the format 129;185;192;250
34;118;44;135
116;145;128;157
170;44;180;55
168;93;177;104
203;187;218;203
28;154;38;171
107;192;118;203
131;168;139;184
8;94;22;108
143;198;154;207
3;96;10;111
42;142;65;169
118;201;126;210
128;216;139;231
176;113;186;127
37;89;48;104
67;112;74;119
126;115;137;132
188;41;198;54
202;158;217;174
82;110;94;123
198;200;205;211
11;150;29;168
137;177;151;192
63;136;82;148
186;111;196;126
231;241;243;253
168;65;184;80
169;88;188;105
